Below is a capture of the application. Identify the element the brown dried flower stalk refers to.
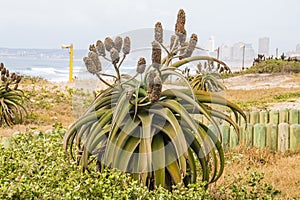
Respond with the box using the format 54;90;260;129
136;57;146;74
151;41;161;69
88;51;102;72
122;36;131;55
104;37;114;52
96;40;106;56
83;57;98;74
114;36;123;53
110;48;120;64
147;71;162;103
183;33;198;58
89;44;97;53
16;76;22;83
175;9;187;45
155;22;163;43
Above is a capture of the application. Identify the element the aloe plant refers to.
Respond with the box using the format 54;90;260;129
0;63;26;127
64;9;246;190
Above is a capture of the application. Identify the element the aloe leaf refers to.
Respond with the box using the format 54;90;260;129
152;133;165;187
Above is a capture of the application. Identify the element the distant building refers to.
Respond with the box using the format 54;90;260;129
220;44;232;60
244;43;255;61
208;36;215;52
258;37;270;57
296;44;300;53
232;42;244;61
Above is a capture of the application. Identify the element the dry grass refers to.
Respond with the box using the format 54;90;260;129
212;147;300;199
226;87;300;110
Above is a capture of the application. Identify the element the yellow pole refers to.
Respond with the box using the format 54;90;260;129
69;44;73;82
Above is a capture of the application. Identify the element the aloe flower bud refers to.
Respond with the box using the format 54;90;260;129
14;83;18;90
136;57;146;74
177;9;186;26
1;68;6;75
110;48;120;64
16;76;22;83
122;36;131;55
151;41;161;69
83;57;98;74
175;9;187;45
147;71;162;103
0;63;4;70
197;63;202;72
114;36;123;53
6;69;9;77
104;37;114;52
89;44;97;53
88;51;102;72
96;40;106;56
1;74;5;81
11;72;16;80
183;33;198;58
219;66;224;73
155;22;163;43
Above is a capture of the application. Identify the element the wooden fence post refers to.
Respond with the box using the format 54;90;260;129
290;124;300;151
279;109;289;123
229;126;238;149
220;124;230;151
243;124;253;147
250;111;259;125
269;110;279;124
253;124;266;148
278;123;289;153
266;123;278;151
259;111;269;124
289;109;299;124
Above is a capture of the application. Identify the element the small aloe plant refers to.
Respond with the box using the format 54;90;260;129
0;62;26;127
64;9;246;190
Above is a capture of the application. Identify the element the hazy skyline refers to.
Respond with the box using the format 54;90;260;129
0;0;299;54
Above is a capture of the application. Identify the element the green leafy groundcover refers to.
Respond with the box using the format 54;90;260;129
0;124;210;199
0;123;280;199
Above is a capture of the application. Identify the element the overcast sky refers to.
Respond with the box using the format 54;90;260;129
0;0;299;54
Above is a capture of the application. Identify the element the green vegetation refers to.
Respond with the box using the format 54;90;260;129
0;63;26;127
220;59;300;79
0;128;280;199
246;59;300;74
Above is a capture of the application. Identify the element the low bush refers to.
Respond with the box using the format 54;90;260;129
0;123;281;199
246;59;300;74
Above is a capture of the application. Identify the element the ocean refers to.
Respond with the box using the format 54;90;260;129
0;48;89;82
0;48;252;82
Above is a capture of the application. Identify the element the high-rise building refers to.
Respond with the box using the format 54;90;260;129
258;37;270;56
232;42;244;60
220;44;232;60
208;36;215;52
244;43;255;61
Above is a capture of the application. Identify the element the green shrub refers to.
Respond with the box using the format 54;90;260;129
0;62;26;127
0;129;210;199
246;60;300;74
